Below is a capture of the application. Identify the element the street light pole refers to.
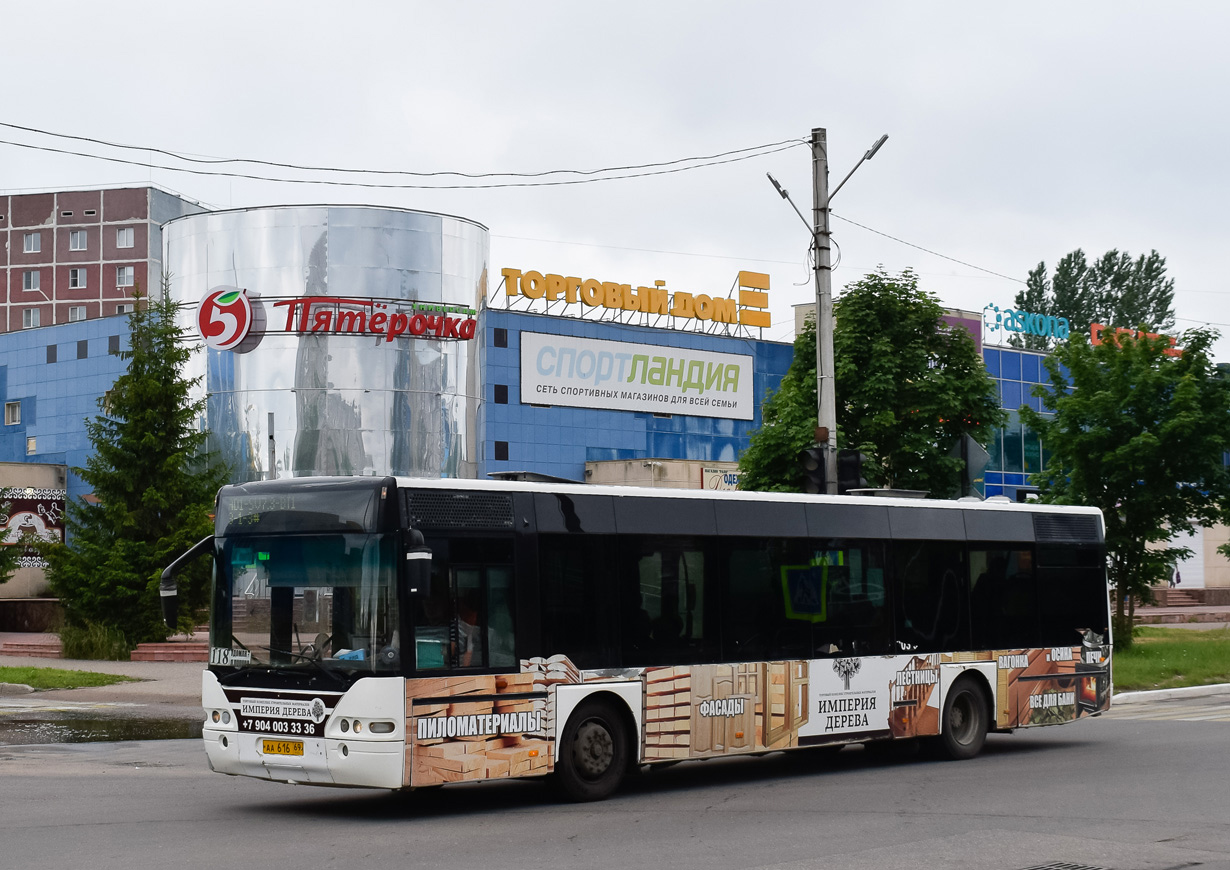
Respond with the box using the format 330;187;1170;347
768;128;888;495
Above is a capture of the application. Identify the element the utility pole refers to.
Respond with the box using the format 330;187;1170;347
811;128;838;494
768;128;887;496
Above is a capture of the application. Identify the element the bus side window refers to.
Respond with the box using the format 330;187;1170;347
814;542;891;657
622;538;717;666
487;566;516;668
723;545;775;661
454;568;485;667
541;536;615;669
411;538;515;671
724;539;815;662
893;541;970;653
1036;544;1108;645
970;547;1039;650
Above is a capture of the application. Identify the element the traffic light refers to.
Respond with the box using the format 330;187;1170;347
836;449;869;495
797;445;827;494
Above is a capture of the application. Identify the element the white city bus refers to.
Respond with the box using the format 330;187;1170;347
162;476;1111;801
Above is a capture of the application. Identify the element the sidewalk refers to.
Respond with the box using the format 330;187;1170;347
0;631;205;720
1133;603;1230;625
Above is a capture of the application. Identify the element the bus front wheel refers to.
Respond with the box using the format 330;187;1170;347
555;700;629;802
936;678;988;760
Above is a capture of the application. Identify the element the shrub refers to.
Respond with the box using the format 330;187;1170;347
59;621;131;661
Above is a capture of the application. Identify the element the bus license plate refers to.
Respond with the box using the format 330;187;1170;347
262;739;304;756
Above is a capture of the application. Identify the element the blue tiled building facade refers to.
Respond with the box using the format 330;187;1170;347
981;345;1057;500
0;315;129;502
478;309;794;481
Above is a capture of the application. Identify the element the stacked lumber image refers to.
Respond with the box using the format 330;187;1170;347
643;666;692;760
406;672;552;787
521;653;581;737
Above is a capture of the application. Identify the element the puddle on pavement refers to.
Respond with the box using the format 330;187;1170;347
0;714;203;745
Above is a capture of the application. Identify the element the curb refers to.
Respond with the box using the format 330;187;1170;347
0;682;36;696
1112;683;1230;705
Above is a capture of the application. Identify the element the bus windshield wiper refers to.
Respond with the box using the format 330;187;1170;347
257;645;340;677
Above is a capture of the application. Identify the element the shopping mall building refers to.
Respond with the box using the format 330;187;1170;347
1;188;1226;625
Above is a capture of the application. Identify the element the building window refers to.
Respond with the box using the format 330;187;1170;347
494;441;509;461
47;345;57;364
116;266;135;287
116;227;134;248
23;270;40;291
115;304;133;315
69;306;87;323
84;209;96;216
26;437;36;455
4;402;19;425
494;384;508;404
69;268;87;289
23;232;40;253
77;339;89;359
493;327;508;348
22;309;40;329
60;210;73;217
69;229;88;251
109;335;121;354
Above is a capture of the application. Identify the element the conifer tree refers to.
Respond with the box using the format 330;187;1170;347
40;279;226;649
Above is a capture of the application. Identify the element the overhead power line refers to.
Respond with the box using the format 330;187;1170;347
0;122;806;189
0;121;803;179
831;212;1026;284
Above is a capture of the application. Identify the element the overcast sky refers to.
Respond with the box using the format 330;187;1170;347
5;2;1227;359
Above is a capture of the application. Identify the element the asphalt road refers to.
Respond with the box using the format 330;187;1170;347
1;693;1227;870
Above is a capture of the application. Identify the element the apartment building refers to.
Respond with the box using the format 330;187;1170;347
1;186;205;332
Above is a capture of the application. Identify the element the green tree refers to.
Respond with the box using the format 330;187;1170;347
740;268;1005;497
833;269;1004;497
38;280;226;650
1020;328;1230;648
1012;248;1176;350
737;318;819;492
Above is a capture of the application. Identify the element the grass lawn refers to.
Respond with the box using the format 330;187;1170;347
1114;625;1230;691
0;666;139;690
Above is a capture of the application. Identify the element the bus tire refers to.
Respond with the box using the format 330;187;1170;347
937;677;989;760
554;699;629;802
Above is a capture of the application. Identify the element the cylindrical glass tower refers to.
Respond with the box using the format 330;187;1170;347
165;205;488;483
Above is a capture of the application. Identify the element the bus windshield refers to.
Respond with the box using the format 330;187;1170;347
211;532;400;673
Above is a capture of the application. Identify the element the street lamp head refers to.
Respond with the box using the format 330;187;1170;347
766;172;789;199
864;134;889;161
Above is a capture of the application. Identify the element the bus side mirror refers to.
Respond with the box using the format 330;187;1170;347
160;590;178;632
404;548;432;596
159;535;215;631
402;530;432;597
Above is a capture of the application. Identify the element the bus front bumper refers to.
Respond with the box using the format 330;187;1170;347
203;728;405;789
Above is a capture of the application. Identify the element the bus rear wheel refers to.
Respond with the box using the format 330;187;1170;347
936;678;988;760
555;700;629;802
